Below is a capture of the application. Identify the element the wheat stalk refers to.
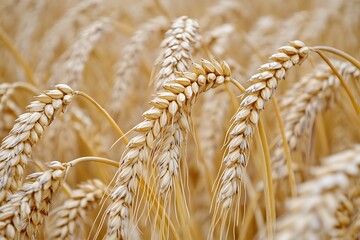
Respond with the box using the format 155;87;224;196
275;145;360;239
48;179;106;239
0;161;68;239
271;61;360;179
214;40;310;219
153;16;200;90
105;59;232;239
0;84;74;203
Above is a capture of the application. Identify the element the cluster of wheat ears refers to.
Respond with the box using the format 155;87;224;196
0;0;360;239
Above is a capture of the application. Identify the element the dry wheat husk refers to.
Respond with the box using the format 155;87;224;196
215;40;310;218
0;161;68;239
105;59;232;240
0;84;74;203
272;61;360;179
48;179;106;240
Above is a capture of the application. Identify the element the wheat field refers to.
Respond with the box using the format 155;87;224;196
0;0;360;239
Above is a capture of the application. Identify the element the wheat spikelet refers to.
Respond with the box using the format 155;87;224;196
48;179;106;240
49;18;112;89
275;145;360;239
0;84;74;203
0;161;68;239
105;59;232;239
153;16;200;91
271;61;360;179
35;0;101;83
214;41;310;217
110;16;168;115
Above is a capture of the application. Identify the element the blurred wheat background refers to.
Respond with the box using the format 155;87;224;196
0;0;360;239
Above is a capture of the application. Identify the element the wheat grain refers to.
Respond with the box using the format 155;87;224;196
48;179;106;240
0;161;68;239
105;59;232;239
215;41;310;217
272;61;360;179
153;16;200;91
0;84;74;203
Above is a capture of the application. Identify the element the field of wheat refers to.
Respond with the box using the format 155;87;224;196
0;0;360;239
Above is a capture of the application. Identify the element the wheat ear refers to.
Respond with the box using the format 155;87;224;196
49;18;112;88
105;59;232;240
0;84;74;203
214;40;310;218
272;61;360;179
110;16;168;115
275;145;360;239
0;161;68;239
48;179;106;240
153;16;200;90
36;0;101;82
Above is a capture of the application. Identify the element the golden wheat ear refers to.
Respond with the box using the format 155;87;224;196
152;16;201;90
0;84;74;204
271;61;360;180
0;161;68;239
105;59;232;240
211;41;310;236
275;145;360;239
47;179;106;239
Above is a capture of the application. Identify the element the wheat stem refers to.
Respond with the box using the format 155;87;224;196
312;46;360;70
314;50;360;115
75;91;129;144
271;97;297;196
258;120;275;239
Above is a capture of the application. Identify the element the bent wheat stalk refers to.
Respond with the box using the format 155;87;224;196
0;84;74;203
105;59;232;240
